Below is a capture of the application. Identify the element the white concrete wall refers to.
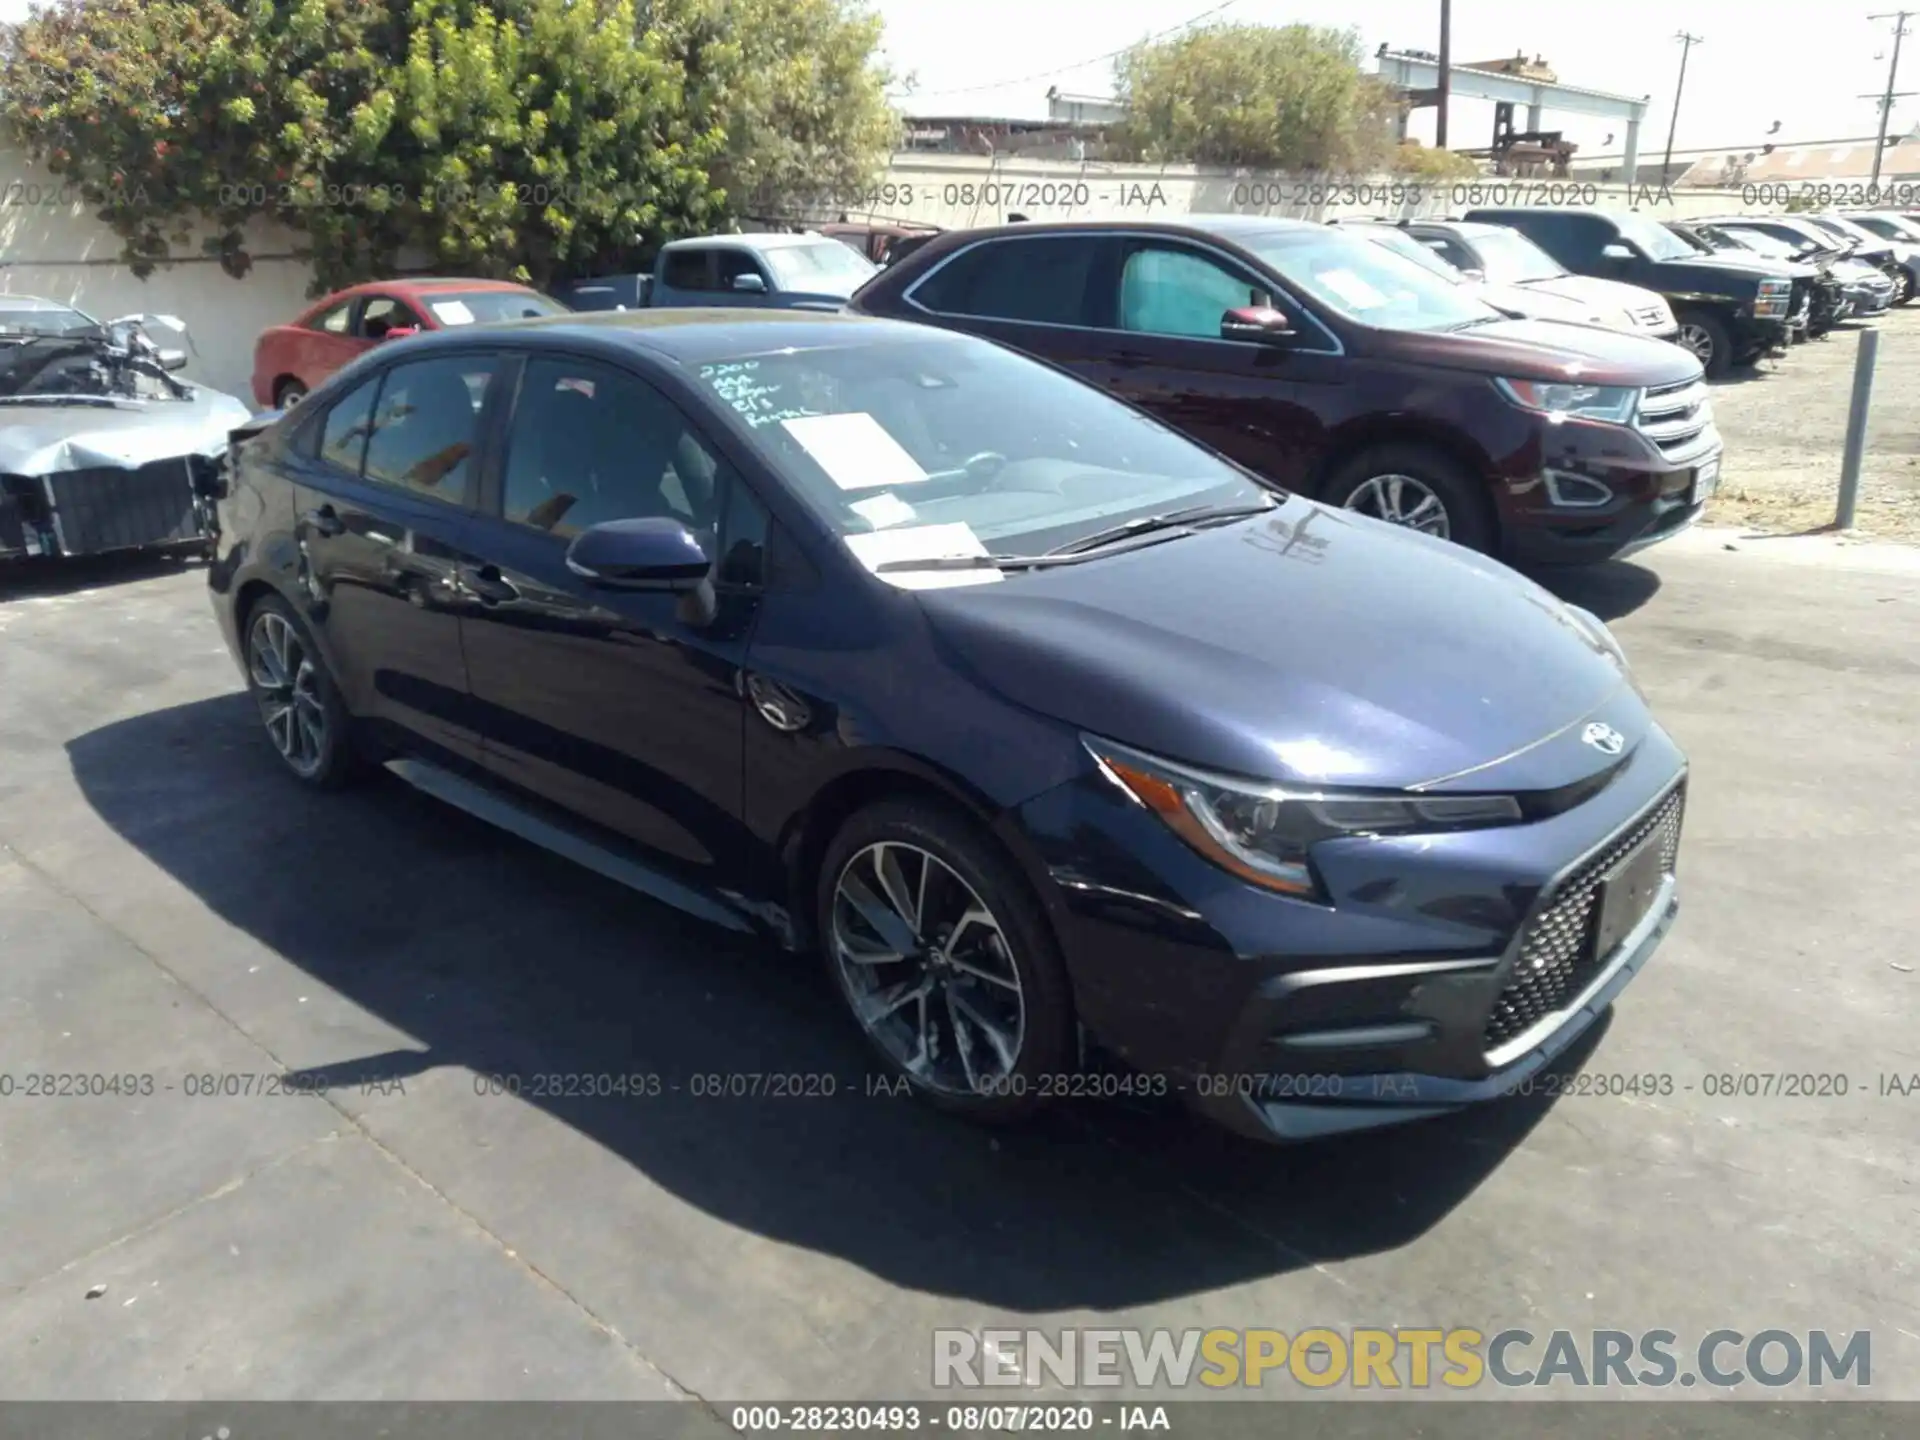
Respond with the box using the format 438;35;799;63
3;141;1772;404
1;146;313;402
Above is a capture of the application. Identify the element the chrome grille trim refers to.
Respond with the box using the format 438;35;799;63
1636;381;1712;453
1481;780;1687;1063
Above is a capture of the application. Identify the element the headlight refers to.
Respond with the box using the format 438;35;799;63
1493;377;1640;424
1085;737;1522;900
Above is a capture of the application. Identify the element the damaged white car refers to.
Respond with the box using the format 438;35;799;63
0;296;251;561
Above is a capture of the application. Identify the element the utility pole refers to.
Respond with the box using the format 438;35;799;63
1866;10;1915;190
1663;32;1705;185
1436;0;1452;149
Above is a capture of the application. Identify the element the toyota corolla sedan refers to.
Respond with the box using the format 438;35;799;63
207;311;1687;1143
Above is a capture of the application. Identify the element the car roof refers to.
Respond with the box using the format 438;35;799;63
312;277;541;306
663;232;845;250
377;307;964;367
0;293;81;310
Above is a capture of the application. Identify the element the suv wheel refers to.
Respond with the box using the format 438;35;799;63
243;595;357;788
818;800;1074;1121
1673;310;1732;377
1895;269;1917;306
1321;443;1494;553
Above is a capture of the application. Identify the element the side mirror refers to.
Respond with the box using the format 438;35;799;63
381;325;420;341
1601;243;1635;262
1460;266;1486;282
1219;305;1296;344
158;348;189;372
731;273;769;294
564;517;711;591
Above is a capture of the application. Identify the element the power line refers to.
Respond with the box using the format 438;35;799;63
890;0;1240;103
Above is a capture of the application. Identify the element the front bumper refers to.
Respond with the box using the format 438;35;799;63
0;457;218;561
1016;721;1689;1143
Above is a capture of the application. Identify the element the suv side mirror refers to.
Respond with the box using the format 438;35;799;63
564;517;711;591
1459;266;1486;282
1220;305;1295;344
1601;242;1635;262
732;273;769;294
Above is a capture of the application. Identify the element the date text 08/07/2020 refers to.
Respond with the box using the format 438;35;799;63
797;179;1623;214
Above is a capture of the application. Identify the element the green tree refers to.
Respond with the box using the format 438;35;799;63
646;0;899;222
0;0;732;291
1111;22;1403;174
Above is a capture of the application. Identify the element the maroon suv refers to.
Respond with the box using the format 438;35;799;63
850;217;1722;563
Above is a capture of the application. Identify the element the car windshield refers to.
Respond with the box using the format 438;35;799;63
420;290;568;326
691;334;1271;563
1850;214;1920;241
761;240;879;294
1240;229;1498;331
0;300;99;338
1466;228;1568;282
1611;213;1697;262
1715;227;1798;259
1816;215;1884;246
1351;227;1465;282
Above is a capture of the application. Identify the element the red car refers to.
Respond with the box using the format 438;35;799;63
250;277;567;409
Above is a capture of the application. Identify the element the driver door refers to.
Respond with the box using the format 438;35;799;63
457;353;766;875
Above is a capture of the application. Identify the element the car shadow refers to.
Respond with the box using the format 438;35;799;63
64;692;1597;1311
1527;559;1663;622
0;549;206;601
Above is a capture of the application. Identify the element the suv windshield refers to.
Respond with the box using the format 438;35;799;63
1612;213;1697;262
1850;214;1920;242
762;240;879;294
692;334;1271;560
1470;228;1569;283
1717;227;1800;259
419;290;567;326
1349;226;1465;282
1241;229;1498;331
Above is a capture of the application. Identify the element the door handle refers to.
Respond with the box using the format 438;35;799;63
301;504;344;537
461;564;520;605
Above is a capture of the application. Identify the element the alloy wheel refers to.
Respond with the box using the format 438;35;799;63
830;842;1025;1096
247;610;327;777
1675;322;1716;368
1341;473;1452;537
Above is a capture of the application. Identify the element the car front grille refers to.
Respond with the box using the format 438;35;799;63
1482;783;1686;1057
1631;304;1670;329
40;457;202;557
1636;379;1713;457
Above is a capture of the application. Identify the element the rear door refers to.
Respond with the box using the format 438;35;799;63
289;349;506;764
653;247;724;308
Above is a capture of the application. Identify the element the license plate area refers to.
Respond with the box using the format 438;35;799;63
1593;832;1668;963
1690;458;1721;506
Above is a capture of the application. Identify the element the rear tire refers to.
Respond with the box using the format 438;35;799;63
1673;309;1732;378
1319;442;1495;554
817;799;1075;1123
242;594;359;790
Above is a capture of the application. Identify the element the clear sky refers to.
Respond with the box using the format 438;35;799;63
0;0;1909;160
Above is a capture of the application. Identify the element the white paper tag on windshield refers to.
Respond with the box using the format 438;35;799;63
843;522;1002;589
429;299;475;326
850;492;919;529
782;412;928;490
1317;268;1386;310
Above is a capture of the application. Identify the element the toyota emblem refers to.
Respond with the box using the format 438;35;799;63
1582;722;1626;756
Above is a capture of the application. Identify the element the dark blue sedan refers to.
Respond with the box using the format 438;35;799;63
206;310;1687;1142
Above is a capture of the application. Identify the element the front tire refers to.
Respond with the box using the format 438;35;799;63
242;595;358;789
1673;309;1733;378
1894;268;1917;306
818;800;1074;1122
1320;442;1495;554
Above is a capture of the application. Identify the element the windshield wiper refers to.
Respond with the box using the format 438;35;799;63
1446;314;1508;332
1041;499;1276;558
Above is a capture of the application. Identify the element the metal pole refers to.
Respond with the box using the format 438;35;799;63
1868;11;1912;190
1837;327;1881;530
1663;33;1703;185
1435;0;1452;149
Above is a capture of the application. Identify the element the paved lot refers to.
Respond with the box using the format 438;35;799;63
1;525;1917;1413
1708;307;1920;541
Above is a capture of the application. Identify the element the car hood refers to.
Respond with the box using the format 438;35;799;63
1520;273;1671;316
1471;278;1612;326
1367;315;1701;386
916;499;1640;793
0;383;251;477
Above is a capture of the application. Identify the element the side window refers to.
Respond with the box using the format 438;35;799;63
501;357;729;545
361;354;497;502
911;237;1101;326
714;250;767;290
717;480;771;587
318;377;379;473
660;249;715;292
310;301;352;335
358;295;423;340
1118;244;1269;339
1517;214;1601;266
